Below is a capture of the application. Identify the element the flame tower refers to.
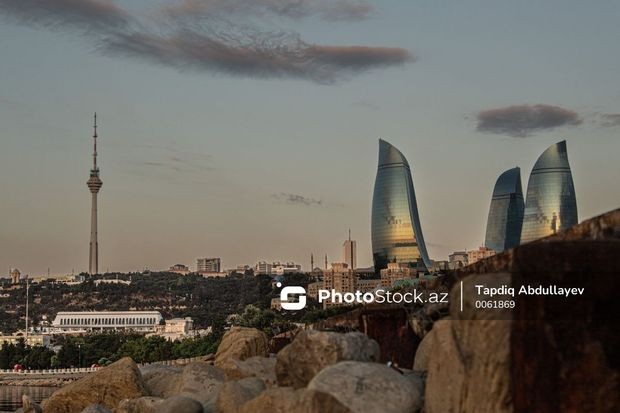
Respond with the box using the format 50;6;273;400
87;113;103;275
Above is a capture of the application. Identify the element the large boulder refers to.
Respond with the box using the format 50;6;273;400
412;328;434;372
238;387;297;413
214;327;269;370
117;396;203;413
276;331;380;388
237;387;350;413
140;364;183;398
217;377;265;413
222;356;277;386
41;357;148;413
175;361;225;410
308;361;423;413
425;273;512;413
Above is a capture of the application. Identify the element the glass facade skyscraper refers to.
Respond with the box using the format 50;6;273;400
520;140;578;243
371;139;431;272
484;167;524;252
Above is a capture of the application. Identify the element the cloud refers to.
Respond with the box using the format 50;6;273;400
101;30;412;83
0;0;131;34
597;113;620;127
0;0;410;83
272;192;323;206
476;104;582;137
163;0;374;22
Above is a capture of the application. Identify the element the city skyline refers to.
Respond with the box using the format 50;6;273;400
1;1;620;275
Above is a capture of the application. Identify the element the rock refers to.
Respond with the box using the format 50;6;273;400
117;395;203;413
425;272;512;413
222;356;277;386
292;389;352;413
217;377;265;413
80;405;112;413
117;396;162;413
21;395;42;413
156;396;203;413
140;364;183;397
236;386;351;413
276;330;380;388
176;361;225;410
307;361;423;413
41;357;148;413
413;327;434;371
214;327;269;370
238;387;297;413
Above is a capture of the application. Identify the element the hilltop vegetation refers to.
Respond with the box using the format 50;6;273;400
0;272;275;333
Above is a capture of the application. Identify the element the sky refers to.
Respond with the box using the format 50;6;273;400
1;0;619;276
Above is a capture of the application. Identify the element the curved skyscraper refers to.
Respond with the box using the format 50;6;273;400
484;167;524;252
371;139;431;272
520;140;578;244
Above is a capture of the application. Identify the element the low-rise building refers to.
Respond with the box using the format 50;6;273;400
356;278;382;293
51;311;163;333
10;269;21;284
468;246;496;265
307;281;321;300
94;278;131;287
197;258;221;274
201;272;228;278
322;263;356;308
0;332;51;347
448;251;469;269
272;262;302;275
380;262;417;288
149;317;194;341
255;261;272;276
168;264;191;275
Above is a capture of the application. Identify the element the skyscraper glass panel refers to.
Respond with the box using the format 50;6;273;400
484;167;524;252
520;140;578;243
371;139;431;272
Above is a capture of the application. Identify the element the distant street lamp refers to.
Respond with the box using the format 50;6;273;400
78;344;82;367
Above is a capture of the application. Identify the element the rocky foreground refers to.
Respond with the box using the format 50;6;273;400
18;208;620;413
19;326;423;413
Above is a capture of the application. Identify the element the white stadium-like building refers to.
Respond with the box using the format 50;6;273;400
51;311;164;333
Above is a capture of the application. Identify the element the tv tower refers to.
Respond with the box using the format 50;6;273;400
87;113;102;275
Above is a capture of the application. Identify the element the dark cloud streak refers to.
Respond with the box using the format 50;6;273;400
272;192;323;206
0;0;131;34
164;0;373;22
101;30;412;83
476;104;582;137
0;0;410;83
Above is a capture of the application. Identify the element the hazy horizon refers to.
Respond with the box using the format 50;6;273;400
1;1;619;276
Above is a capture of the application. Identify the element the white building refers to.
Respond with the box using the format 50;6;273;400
201;271;227;278
94;278;131;287
197;258;221;273
149;317;195;341
272;262;302;275
51;311;163;333
255;261;272;276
